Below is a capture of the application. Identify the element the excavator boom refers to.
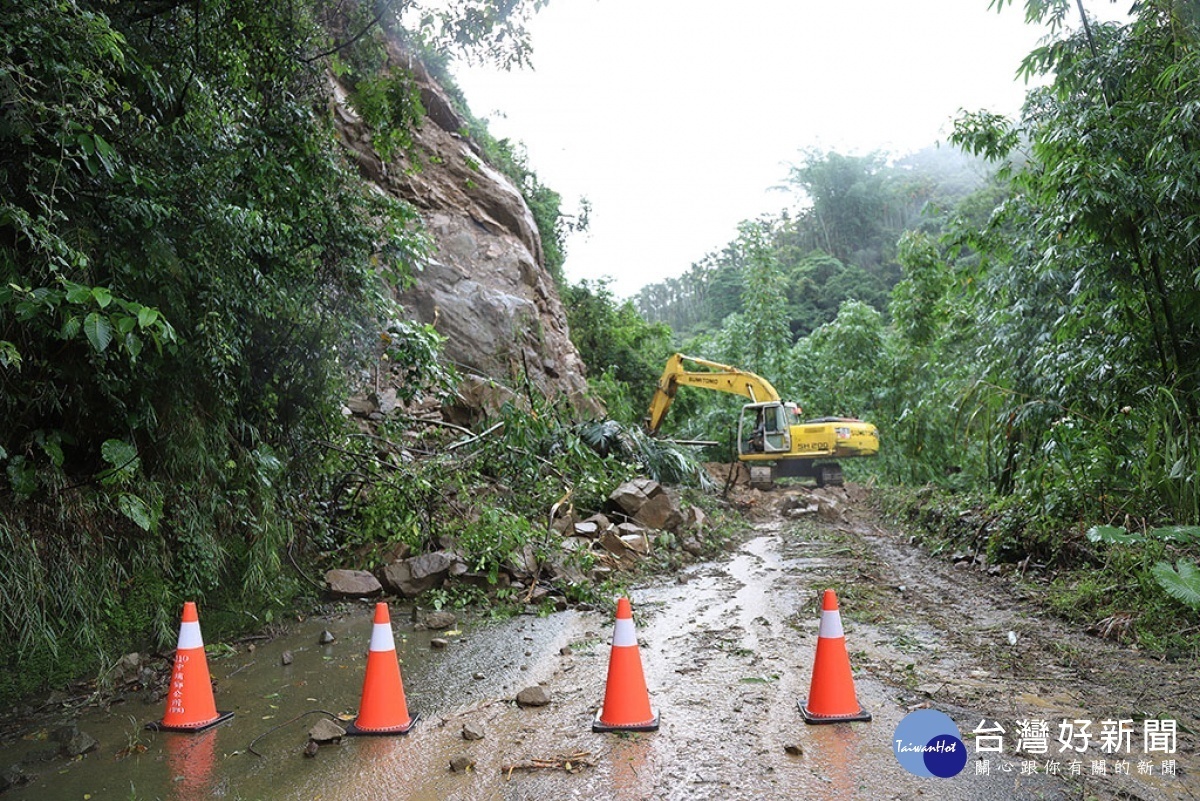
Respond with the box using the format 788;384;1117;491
646;353;782;435
644;352;879;488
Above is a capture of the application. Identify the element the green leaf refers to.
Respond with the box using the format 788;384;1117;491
118;493;154;531
101;439;137;469
93;134;117;176
65;284;92;304
41;439;64;468
1085;525;1144;545
6;457;36;496
1150;560;1200;612
83;312;112;352
1148;526;1200;544
125;333;143;360
61;315;81;340
91;287;113;308
137;306;159;328
0;340;20;369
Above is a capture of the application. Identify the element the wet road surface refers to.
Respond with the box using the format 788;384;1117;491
1;490;1196;800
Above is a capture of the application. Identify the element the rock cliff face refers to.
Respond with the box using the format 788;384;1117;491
331;44;595;416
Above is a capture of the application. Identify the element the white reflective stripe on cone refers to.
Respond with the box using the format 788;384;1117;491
818;610;844;639
612;617;637;647
369;623;395;652
176;620;204;650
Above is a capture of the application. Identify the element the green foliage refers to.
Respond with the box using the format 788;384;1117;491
0;0;543;706
1150;560;1200;612
634;146;991;340
456;507;538;583
946;0;1200;524
562;279;673;423
787;299;885;419
1086;525;1200;546
348;72;425;161
319;396;707;613
399;0;549;70
735;219;792;376
577;420;714;489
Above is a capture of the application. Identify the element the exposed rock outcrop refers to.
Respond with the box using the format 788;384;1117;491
332;45;598;417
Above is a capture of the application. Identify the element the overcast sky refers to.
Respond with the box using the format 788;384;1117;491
453;0;1130;298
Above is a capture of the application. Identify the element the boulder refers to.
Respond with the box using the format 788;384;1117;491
618;529;651;555
449;754;476;773
574;513;610;538
372;387;398;415
380;551;454;597
443;374;522;428
559;536;591;553
609;478;664;517
423;610;457;630
0;764;34;791
599;529;631;558
703;461;749;486
506;542;539;580
682;505;706;532
632;491;684;532
542;547;588;584
815;494;843;522
325;569;382;598
53;724;97;758
111;652;143;686
551;508;576;535
572;520;601;539
344;396;376;417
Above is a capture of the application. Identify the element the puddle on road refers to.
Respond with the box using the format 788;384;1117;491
0;607;591;801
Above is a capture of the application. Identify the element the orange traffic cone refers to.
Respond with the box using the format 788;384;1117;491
346;602;417;735
147;602;234;732
800;589;871;724
593;597;659;733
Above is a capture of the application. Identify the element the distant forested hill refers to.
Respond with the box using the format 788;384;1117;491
633;146;996;340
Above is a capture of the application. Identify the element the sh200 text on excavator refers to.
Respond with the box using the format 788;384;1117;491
645;353;879;488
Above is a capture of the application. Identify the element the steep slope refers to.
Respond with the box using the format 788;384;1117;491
332;42;595;414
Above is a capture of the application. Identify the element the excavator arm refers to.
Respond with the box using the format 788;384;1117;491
645;353;783;434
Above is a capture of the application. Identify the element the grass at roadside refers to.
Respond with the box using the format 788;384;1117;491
872;485;1200;661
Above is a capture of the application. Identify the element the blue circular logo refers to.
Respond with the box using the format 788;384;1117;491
893;709;967;778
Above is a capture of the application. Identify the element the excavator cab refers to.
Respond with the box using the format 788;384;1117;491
738;401;792;455
646;352;879;488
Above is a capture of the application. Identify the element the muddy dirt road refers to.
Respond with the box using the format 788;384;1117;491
2;484;1197;800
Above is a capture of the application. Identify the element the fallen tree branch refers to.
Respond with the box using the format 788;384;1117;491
501;751;596;779
394;414;475;437
446;421;505;451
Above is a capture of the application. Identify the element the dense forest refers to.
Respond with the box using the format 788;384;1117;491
631;146;992;341
0;0;626;705
2;0;1199;708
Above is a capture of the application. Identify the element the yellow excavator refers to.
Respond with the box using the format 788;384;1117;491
645;353;879;487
